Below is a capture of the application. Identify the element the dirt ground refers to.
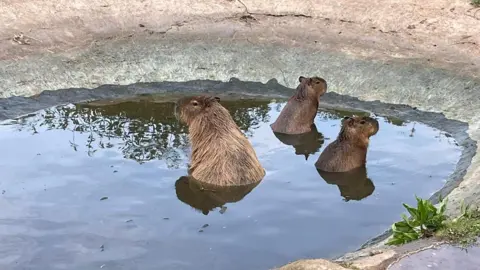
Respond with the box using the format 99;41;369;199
1;0;479;77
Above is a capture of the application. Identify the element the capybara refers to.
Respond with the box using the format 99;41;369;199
315;116;379;172
317;166;375;201
175;176;261;215
270;76;327;134
272;123;325;160
175;95;265;186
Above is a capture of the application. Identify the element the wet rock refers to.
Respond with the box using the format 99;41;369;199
277;259;348;270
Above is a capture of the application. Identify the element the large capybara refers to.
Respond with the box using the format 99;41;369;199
270;76;327;134
315;116;379;172
175;95;265;186
175;176;261;215
272;123;325;160
317;166;375;201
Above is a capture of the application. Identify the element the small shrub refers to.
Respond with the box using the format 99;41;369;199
387;196;447;246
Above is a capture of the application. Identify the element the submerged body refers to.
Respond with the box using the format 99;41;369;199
175;176;261;215
273;123;324;160
317;166;375;201
176;95;265;186
315;116;379;172
270;76;328;135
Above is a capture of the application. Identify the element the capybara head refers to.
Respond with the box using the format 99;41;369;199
294;76;328;101
175;95;221;126
340;116;379;141
175;95;265;186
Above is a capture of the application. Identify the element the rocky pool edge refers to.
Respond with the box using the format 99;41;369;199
0;36;479;269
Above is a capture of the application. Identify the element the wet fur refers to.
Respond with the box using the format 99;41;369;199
270;76;327;135
176;95;265;186
315;116;379;172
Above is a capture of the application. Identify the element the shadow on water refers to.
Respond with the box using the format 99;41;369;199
317;166;375;201
175;176;262;216
272;124;325;160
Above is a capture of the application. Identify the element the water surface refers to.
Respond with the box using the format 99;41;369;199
0;96;461;270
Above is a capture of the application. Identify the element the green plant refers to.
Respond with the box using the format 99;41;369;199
437;200;480;247
472;0;480;7
387;196;447;246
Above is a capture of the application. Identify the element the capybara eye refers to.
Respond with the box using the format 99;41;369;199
360;120;366;124
192;101;199;106
315;80;321;84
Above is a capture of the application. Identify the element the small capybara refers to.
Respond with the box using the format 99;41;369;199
270;76;327;134
175;176;261;215
315;115;379;172
175;95;265;186
273;123;325;160
317;166;375;201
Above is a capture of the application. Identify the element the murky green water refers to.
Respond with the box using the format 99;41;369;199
0;96;461;270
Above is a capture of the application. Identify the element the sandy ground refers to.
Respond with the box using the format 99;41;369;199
1;0;479;77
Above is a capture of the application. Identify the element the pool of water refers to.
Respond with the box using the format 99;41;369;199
0;96;461;270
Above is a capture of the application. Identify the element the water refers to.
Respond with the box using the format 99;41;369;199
0;96;461;270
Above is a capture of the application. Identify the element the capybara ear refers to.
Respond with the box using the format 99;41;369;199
214;97;221;102
299;76;306;83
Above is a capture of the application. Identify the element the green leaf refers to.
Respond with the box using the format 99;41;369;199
389;195;448;245
403;232;420;240
403;203;419;220
386;237;404;246
392;221;414;233
438;198;448;216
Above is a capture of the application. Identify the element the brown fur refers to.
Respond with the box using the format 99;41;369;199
175;176;261;215
175;95;265;186
315;116;379;172
317;166;375;201
270;76;327;134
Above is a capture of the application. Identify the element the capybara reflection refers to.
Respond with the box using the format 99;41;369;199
317;166;375;201
315;116;379;172
273;123;325;160
176;95;265;186
175;176;261;215
270;76;327;134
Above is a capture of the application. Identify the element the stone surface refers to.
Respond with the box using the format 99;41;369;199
276;259;348;270
388;244;480;270
350;250;397;270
